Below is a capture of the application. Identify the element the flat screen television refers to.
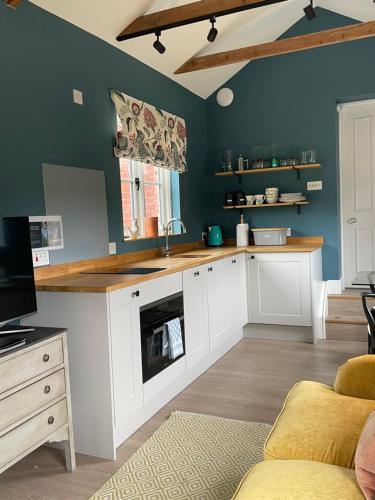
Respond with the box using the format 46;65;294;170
0;217;37;331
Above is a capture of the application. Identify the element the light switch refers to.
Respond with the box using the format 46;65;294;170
32;250;50;267
73;89;83;105
307;180;322;191
109;242;117;255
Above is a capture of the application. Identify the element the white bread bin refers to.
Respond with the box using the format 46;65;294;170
252;227;287;246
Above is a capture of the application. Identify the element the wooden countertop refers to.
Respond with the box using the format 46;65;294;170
35;237;323;293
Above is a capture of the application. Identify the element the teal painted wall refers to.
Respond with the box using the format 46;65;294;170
0;2;207;253
2;3;374;281
206;8;375;280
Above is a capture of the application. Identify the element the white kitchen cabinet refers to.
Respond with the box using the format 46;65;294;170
183;265;209;369
248;253;312;326
206;255;247;351
108;286;143;427
228;253;248;329
206;258;234;350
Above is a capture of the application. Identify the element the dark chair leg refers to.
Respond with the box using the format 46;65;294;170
367;332;373;354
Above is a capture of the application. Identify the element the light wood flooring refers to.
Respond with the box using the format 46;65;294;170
0;338;367;500
326;288;373;341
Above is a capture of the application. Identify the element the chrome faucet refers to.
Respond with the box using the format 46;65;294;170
162;218;187;257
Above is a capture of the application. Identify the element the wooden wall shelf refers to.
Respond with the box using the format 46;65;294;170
224;201;309;209
215;164;321;177
224;201;309;214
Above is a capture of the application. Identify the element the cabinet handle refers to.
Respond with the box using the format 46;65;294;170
232;259;237;264
194;271;200;277
132;290;140;298
44;385;51;394
48;416;55;425
250;256;255;260
43;354;50;363
208;267;213;272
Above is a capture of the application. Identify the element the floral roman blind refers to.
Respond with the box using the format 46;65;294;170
111;90;187;173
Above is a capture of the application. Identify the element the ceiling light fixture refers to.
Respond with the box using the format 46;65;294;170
153;30;166;54
303;0;316;20
207;16;218;43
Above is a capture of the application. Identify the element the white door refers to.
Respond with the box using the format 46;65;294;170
108;287;143;424
206;259;233;350
248;253;312;326
183;266;209;369
228;254;248;328
340;101;375;287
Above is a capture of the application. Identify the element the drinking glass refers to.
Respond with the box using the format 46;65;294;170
308;150;317;164
300;151;308;165
225;150;233;171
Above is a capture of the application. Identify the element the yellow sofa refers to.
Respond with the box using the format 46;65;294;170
233;355;375;499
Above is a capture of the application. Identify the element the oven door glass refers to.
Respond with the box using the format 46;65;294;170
140;292;185;383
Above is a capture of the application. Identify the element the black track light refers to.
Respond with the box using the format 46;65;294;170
303;0;316;20
207;16;218;43
153;30;166;54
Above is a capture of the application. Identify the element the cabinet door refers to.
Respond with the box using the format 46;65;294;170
228;254;248;328
248;253;312;326
108;287;143;425
206;259;234;350
183;266;209;369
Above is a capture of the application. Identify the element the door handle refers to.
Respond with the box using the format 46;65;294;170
347;217;357;225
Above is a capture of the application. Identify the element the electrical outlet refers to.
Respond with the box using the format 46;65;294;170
73;89;83;105
287;228;292;237
32;250;50;267
109;242;117;255
307;180;323;191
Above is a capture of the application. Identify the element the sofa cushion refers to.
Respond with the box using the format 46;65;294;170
264;381;375;469
356;411;375;500
232;460;364;500
334;355;375;400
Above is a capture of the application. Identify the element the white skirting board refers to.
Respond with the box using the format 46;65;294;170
326;280;343;295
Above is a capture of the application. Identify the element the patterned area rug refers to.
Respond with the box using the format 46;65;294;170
90;412;271;500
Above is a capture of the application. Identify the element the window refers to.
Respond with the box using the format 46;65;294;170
118;113;181;239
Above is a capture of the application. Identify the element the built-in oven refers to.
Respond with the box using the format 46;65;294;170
140;292;185;383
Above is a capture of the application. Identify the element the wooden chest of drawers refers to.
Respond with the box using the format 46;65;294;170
0;329;75;474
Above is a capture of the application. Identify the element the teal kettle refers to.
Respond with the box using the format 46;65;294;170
207;226;224;247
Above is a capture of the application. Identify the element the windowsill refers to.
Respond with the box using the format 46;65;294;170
123;233;182;243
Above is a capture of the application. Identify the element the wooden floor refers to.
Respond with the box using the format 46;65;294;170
0;338;366;500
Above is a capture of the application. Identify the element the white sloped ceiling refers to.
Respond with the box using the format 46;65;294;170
29;0;375;98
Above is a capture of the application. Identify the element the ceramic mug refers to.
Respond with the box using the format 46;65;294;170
265;187;279;195
246;195;255;206
255;194;266;205
266;196;278;204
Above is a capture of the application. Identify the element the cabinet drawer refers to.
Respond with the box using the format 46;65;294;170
0;370;66;433
0;399;68;470
0;340;64;395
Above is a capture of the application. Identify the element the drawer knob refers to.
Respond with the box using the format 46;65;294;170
232;259;237;264
132;290;140;298
48;416;55;425
208;267;213;272
194;271;200;277
44;385;51;394
43;354;50;363
251;256;255;260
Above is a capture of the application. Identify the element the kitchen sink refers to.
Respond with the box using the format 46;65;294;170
171;254;211;259
81;267;166;275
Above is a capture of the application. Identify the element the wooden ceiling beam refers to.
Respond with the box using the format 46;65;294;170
175;20;375;74
117;0;287;42
5;0;22;8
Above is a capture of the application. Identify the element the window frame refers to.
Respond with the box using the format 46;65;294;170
120;160;173;239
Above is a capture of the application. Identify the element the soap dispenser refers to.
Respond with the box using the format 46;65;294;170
236;213;249;247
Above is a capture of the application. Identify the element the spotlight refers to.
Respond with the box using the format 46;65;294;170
207;16;218;43
303;0;316;20
153;30;166;54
